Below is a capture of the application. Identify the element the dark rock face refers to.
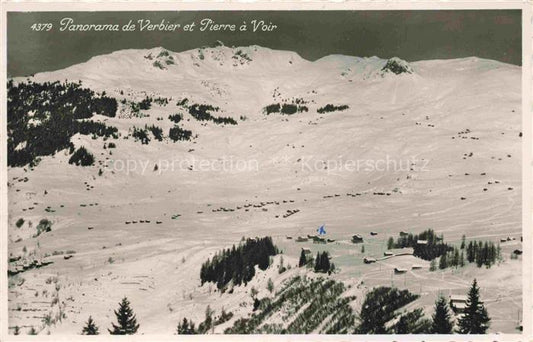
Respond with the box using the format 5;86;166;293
381;57;413;75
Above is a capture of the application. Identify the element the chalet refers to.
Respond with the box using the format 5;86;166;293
394;267;408;274
513;249;523;255
384;251;394;256
296;236;308;242
500;238;507;243
352;234;364;243
411;264;423;270
312;236;326;244
363;257;376;264
370;231;378;236
327;238;335;243
399;231;409;237
286;236;292;240
450;295;469;314
416;239;428;245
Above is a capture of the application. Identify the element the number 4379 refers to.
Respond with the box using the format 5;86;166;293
31;23;53;31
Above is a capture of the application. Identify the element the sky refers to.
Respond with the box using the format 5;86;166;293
7;10;522;77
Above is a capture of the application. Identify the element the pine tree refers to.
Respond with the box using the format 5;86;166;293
198;305;214;333
452;248;460;268
108;297;140;335
457;279;490;334
177;318;196;334
439;253;448;269
460;235;466;249
361;244;365;253
466;241;475;263
81;316;99;335
459;251;465;267
298;249;307;267
314;252;321;272
387;237;394;249
267;278;274;293
431;296;453;333
429;259;437;271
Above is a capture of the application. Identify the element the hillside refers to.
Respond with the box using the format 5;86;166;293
7;45;522;335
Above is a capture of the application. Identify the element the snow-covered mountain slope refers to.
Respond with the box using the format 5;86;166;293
8;46;522;334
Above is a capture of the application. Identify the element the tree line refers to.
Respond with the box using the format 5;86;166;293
317;104;349;114
74;278;490;335
358;279;490;334
200;237;279;290
389;229;452;261
189;103;237;125
298;250;335;274
7;79;118;167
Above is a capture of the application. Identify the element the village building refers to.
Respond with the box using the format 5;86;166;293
352;234;364;243
363;257;376;264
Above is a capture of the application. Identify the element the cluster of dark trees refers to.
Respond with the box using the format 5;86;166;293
225;276;352;334
138;96;152;110
433;246;466;270
357;287;420;333
200;237;279;290
168;113;182;123
317;104;349;114
68;146;95;166
189;104;237;125
390;229;452;261
465;240;500;268
313;251;335;274
169;126;192;141
130;124;191;143
81;298;234;336
358;279;490;334
7;80;118;167
131;127;150;144
81;297;139;335
264;103;308;115
392;231;501;270
146;124;163;141
76;280;490;335
176;306;233;334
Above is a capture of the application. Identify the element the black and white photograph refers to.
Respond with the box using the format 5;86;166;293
1;3;531;339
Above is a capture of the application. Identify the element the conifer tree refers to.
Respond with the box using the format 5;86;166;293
314;252;321;272
457;279;490;334
108;297;140;335
81;316;99;335
267;278;274;293
431;296;453;333
429;259;437;271
298;249;307;267
453;248;460;268
176;318;196;334
439;253;448;269
387;237;394;249
459;251;465;267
